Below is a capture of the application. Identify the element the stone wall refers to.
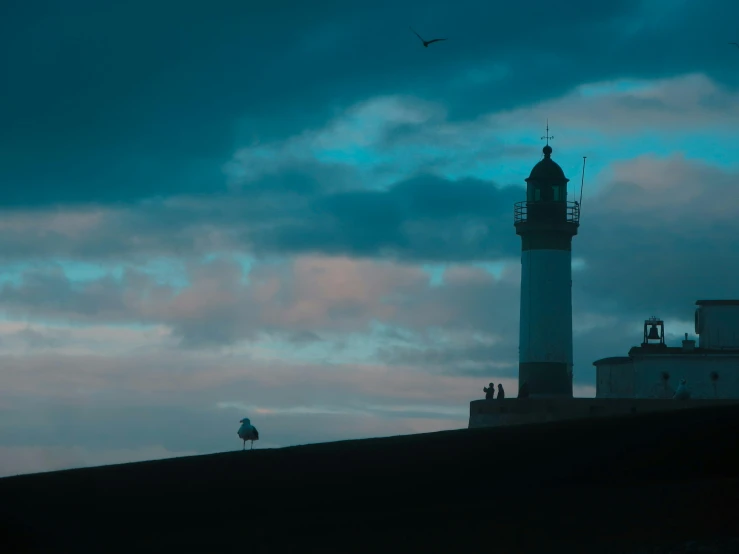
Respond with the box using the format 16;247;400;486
468;397;739;429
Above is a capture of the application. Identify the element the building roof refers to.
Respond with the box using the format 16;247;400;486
525;145;569;184
629;345;739;355
695;300;739;306
592;356;632;366
593;346;739;366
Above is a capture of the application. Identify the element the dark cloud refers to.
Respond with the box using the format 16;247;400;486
248;174;522;262
4;1;739;206
0;172;523;263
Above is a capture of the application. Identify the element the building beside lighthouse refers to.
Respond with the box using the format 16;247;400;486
594;300;739;400
515;142;579;398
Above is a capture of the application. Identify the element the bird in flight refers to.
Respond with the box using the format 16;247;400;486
410;27;447;48
730;42;739;48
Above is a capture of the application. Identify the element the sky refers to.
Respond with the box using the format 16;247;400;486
1;0;739;477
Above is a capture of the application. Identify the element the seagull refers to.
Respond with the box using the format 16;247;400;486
673;379;691;400
410;27;447;48
237;417;260;450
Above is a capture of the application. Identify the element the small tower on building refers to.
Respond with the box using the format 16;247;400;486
642;316;665;348
514;125;580;397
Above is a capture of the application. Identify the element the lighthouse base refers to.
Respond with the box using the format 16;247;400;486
519;361;572;397
468;397;739;429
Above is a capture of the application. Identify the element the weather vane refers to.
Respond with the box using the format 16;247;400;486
541;119;553;146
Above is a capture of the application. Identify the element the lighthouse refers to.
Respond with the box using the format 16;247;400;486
514;129;580;398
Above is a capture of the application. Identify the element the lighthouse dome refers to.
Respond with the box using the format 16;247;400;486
526;145;569;184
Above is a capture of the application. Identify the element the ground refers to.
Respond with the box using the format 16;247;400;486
2;404;739;553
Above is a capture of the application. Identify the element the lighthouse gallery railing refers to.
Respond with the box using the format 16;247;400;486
513;201;580;224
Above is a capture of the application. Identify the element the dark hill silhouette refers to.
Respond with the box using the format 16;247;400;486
2;403;739;553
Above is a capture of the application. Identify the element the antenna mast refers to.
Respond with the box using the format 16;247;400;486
579;156;587;208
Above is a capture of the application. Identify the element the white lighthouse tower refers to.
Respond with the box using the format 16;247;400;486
514;128;580;398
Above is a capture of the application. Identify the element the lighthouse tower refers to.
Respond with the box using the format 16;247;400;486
514;132;580;398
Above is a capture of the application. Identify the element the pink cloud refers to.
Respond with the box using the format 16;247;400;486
0;209;106;237
596;153;737;216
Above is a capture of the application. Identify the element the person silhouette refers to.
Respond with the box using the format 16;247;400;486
497;383;505;400
483;383;495;400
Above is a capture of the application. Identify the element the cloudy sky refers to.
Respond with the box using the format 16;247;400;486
1;0;738;476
